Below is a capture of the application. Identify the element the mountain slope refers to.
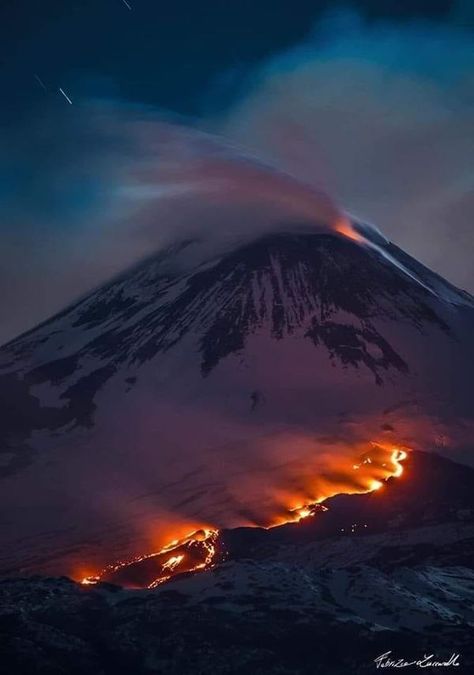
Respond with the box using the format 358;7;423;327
0;225;473;577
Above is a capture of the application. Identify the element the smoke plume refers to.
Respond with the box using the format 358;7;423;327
1;8;472;344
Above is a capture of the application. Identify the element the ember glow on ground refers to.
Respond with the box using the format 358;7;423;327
81;445;408;589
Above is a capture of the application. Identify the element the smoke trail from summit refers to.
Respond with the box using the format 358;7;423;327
116;118;345;245
0;104;342;344
219;8;474;292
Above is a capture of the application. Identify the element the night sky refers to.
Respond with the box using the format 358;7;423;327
0;1;473;343
0;1;456;117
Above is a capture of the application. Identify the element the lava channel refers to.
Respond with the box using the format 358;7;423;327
81;444;408;589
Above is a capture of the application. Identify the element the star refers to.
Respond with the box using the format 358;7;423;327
58;87;73;105
34;74;47;91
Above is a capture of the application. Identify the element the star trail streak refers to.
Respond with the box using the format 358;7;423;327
59;88;73;105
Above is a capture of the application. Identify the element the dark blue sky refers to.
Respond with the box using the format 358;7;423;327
0;0;454;120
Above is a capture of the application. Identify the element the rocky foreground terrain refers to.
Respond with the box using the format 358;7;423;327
1;451;473;674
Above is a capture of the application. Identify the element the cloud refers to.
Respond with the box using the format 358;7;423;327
0;101;340;345
219;9;474;293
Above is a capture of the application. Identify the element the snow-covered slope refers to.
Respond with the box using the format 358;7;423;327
0;225;473;576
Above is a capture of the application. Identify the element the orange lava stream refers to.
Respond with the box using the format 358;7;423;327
334;217;365;243
81;528;219;589
80;444;408;588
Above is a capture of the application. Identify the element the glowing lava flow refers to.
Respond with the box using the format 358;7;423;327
276;445;408;526
81;529;219;589
392;447;408;477
334;217;365;243
81;444;408;589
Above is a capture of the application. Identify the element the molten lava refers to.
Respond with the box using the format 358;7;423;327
81;528;218;589
334;217;365;243
81;443;408;589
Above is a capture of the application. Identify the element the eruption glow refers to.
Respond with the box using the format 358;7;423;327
334;217;364;243
80;443;409;589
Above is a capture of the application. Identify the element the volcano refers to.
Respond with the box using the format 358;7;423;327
0;223;473;578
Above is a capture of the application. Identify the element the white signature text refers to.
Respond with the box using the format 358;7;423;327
374;651;460;669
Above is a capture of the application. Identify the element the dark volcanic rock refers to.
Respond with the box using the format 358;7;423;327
1;452;474;674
